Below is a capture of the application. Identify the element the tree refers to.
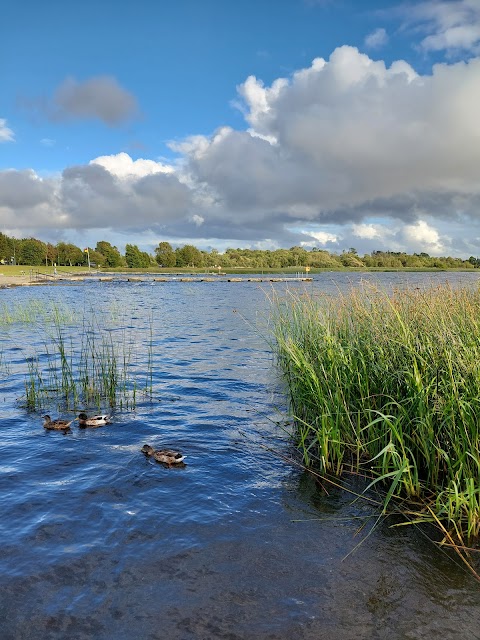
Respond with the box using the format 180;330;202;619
175;244;203;267
202;248;219;268
18;238;47;265
288;246;309;267
56;242;83;266
340;250;365;267
0;233;13;264
308;250;342;268
95;241;124;267
125;244;151;268
155;242;176;267
88;249;106;267
45;243;56;266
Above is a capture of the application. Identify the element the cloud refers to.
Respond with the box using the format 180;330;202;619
400;219;446;254
6;46;480;256
306;231;339;245
60;162;191;229
0;170;60;229
190;214;204;226
40;138;55;147
352;223;392;241
351;218;454;256
0;157;191;234
0;170;53;209
187;46;480;225
364;27;389;49
90;152;173;179
22;76;139;126
0;119;14;142
399;1;480;54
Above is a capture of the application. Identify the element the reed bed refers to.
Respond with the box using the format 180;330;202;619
0;300;75;326
12;302;153;412
271;283;480;540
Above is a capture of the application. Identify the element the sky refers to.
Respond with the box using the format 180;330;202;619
2;0;480;257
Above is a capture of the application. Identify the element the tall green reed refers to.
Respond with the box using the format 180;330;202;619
21;302;153;412
0;300;75;326
271;283;480;538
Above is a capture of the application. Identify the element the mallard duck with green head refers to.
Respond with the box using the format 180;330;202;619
141;444;185;465
77;413;111;427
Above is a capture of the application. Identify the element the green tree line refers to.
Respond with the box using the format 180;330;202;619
0;232;478;270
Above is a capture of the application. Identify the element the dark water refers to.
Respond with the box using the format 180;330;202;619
1;272;480;640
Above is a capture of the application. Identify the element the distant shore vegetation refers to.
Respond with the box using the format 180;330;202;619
1;231;479;271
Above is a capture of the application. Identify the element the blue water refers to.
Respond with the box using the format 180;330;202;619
1;272;479;639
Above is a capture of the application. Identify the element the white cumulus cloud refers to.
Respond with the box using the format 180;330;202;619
0;119;14;142
401;220;446;255
352;223;392;240
308;231;339;245
190;214;204;226
184;46;480;225
365;27;389;49
90;152;174;179
399;0;480;54
6;45;480;256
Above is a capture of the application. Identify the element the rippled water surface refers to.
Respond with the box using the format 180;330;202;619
1;272;480;639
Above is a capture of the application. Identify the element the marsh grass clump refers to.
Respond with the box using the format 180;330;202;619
22;304;150;412
0;300;75;326
271;283;480;540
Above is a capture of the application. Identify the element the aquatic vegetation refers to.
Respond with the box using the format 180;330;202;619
271;283;480;540
0;300;76;326
0;347;9;378
21;304;153;411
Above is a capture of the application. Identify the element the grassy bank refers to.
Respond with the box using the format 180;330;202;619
271;283;480;541
0;265;92;277
2;264;478;278
66;265;478;274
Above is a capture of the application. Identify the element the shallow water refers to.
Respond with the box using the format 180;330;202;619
1;272;480;639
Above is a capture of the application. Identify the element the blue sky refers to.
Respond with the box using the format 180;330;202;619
2;0;480;257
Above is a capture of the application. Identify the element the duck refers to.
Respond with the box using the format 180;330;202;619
42;415;73;430
77;413;111;427
141;444;186;465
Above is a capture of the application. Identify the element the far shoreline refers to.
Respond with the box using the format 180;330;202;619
1;265;480;288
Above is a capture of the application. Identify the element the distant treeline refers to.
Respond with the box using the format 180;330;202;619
0;232;478;269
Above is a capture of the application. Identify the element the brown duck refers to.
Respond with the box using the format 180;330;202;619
141;444;185;465
42;415;73;430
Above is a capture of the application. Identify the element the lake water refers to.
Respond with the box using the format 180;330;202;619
1;272;479;639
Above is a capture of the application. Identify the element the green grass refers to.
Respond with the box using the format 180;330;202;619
100;265;472;274
3;263;476;276
5;302;154;413
270;283;480;541
0;265;91;277
0;300;75;325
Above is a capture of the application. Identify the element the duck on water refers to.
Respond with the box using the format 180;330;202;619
42;415;74;431
141;444;185;466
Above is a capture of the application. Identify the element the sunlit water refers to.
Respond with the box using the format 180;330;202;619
1;272;479;639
